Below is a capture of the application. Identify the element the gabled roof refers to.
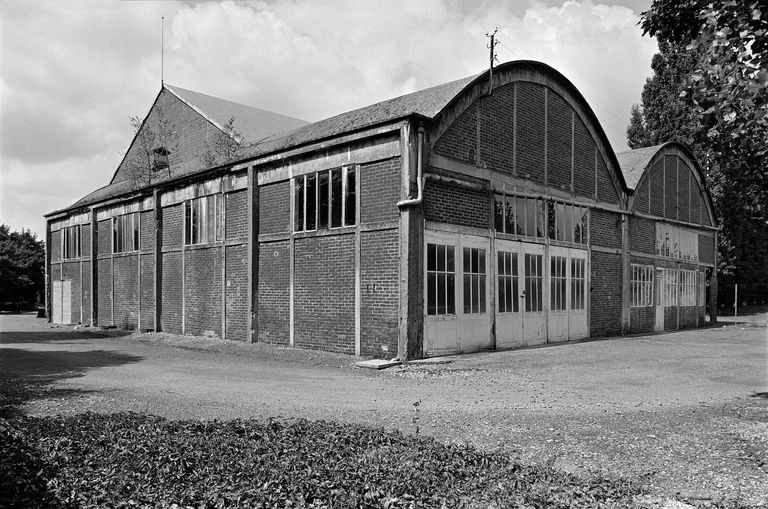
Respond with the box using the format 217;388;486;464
164;84;309;143
615;144;665;190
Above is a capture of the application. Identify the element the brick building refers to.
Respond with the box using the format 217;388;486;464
45;60;718;359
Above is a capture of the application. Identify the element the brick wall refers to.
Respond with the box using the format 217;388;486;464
62;261;81;324
664;307;677;330
679;163;690;223
690;185;701;227
590;251;622;336
97;259;112;326
81;226;91;258
113;255;138;329
516;82;546;182
294;235;355;354
97;220;112;255
225;245;248;341
547;91;571;190
629;306;653;334
161;251;182;333
185;247;222;337
573;118;595;199
162;205;183;247
140;254;154;330
590;209;622;249
259;182;290;234
699;235;715;264
360;158;401;224
664;155;678;220
424;178;488;229
140;210;155;252
434;104;477;164
649;161;664;217
81;261;91;325
630;216;655;253
633;179;649;214
478;86;514;175
679;306;698;329
360;230;399;357
226;190;248;240
596;156;619;204
257;240;290;344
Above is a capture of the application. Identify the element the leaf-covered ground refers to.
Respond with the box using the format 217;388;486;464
1;412;644;508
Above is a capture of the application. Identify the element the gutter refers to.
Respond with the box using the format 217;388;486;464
396;126;425;208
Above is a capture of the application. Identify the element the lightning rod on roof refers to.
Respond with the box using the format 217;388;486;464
486;27;499;96
161;16;165;86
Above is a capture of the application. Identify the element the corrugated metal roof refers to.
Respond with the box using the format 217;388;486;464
164;84;309;143
615;144;665;190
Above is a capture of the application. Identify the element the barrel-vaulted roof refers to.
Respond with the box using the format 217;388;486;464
615;144;666;190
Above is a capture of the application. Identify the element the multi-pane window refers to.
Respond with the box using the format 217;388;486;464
427;243;455;315
524;253;543;312
497;251;519;313
113;213;139;253
62;225;81;259
294;167;356;232
680;270;697;306
698;271;706;307
547;201;588;244
185;195;222;245
630;264;654;307
550;255;567;311
656;224;698;261
494;195;545;238
663;268;679;307
463;247;487;314
570;258;586;310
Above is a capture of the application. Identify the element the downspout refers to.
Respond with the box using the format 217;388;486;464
396;126;425;208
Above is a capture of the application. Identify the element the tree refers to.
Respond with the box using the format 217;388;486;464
198;115;243;168
124;106;179;190
632;1;768;287
0;224;45;307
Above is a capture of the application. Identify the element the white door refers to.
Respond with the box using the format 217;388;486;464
495;240;523;348
568;250;588;340
548;246;569;342
52;280;63;323
424;233;459;356
654;268;664;332
521;243;546;345
457;235;491;353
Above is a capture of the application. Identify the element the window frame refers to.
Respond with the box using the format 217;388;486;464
630;264;654;307
294;166;356;232
112;212;139;254
426;242;456;316
184;194;223;246
62;225;81;260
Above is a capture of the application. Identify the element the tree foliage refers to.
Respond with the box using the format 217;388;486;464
632;0;768;285
0;224;45;306
124;106;179;190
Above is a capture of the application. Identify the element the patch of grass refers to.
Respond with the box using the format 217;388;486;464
3;412;645;508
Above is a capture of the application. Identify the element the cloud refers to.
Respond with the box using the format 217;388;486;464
0;0;658;237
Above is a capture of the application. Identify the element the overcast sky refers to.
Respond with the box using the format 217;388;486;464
0;0;657;238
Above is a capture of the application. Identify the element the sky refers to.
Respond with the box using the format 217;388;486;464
0;0;657;238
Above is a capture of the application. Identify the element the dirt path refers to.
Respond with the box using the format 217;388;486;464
1;313;767;505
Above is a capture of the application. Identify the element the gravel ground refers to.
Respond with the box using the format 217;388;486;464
1;313;766;506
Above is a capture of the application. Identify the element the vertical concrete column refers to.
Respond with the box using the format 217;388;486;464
45;221;52;322
247;166;260;343
397;122;424;361
620;213;631;333
153;190;162;332
90;208;97;326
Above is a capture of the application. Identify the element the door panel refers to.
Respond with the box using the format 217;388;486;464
568;251;588;339
424;233;458;356
458;236;491;353
495;240;523;348
522;243;546;345
52;280;63;324
62;280;72;325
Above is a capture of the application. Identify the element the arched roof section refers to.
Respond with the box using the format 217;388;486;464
428;60;629;207
617;141;718;227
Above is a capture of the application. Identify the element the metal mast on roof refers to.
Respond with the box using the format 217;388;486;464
486;27;499;96
161;16;164;86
